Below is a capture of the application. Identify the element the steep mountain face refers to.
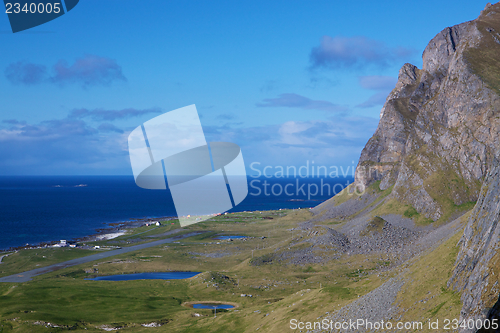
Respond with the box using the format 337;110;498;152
352;2;500;331
355;4;500;222
449;163;500;332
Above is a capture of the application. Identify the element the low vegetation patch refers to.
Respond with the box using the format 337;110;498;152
360;216;386;236
465;6;500;95
372;198;434;226
395;225;465;330
250;253;275;266
204;272;237;289
323;285;352;299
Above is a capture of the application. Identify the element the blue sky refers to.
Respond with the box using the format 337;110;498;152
0;0;487;175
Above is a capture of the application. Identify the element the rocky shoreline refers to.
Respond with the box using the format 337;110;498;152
0;215;176;253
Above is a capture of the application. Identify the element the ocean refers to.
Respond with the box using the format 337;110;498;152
0;176;352;250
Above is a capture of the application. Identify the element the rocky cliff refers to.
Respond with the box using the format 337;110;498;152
352;2;500;331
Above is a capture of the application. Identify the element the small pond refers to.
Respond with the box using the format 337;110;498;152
85;272;200;281
192;303;235;309
213;235;248;240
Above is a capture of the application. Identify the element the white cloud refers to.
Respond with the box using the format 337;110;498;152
309;35;415;70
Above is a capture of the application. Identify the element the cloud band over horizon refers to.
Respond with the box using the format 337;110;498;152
256;93;348;113
4;55;127;88
309;35;415;70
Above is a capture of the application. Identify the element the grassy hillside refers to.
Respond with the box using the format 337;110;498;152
0;206;471;332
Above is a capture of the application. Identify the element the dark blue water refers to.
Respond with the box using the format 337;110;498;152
192;303;234;309
0;175;352;250
85;272;200;281
213;235;248;240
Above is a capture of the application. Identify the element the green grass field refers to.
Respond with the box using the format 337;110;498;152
0;208;463;332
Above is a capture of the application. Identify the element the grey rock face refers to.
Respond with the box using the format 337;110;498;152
354;5;500;221
422;23;471;74
348;3;500;331
449;165;500;332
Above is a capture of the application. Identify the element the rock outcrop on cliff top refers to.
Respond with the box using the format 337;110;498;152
341;2;500;332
